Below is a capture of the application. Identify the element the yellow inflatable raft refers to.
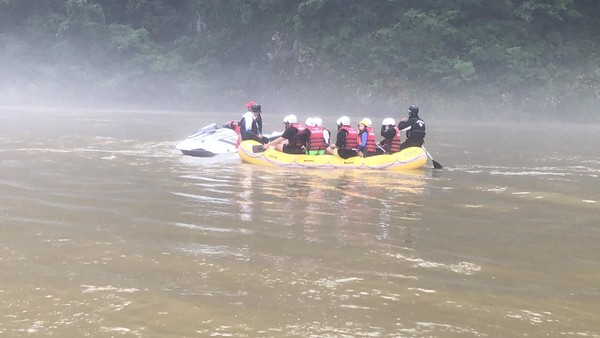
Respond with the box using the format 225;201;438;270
237;140;428;170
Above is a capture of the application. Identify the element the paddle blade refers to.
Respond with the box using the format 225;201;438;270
422;147;443;169
252;145;266;153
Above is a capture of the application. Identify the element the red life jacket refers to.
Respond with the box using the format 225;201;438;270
365;127;377;153
357;127;377;154
382;126;401;153
306;125;326;151
390;126;401;152
340;125;358;150
290;123;307;147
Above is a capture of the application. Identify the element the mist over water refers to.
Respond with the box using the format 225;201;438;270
0;108;598;337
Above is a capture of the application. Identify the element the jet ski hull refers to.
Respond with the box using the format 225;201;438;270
176;123;239;157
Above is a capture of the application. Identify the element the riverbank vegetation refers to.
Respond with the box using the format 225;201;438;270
1;0;598;120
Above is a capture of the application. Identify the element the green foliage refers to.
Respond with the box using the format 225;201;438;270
0;0;598;119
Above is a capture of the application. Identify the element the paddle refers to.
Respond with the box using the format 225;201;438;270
422;147;443;169
252;145;266;153
376;144;388;154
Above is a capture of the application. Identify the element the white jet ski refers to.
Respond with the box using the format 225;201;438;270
176;122;283;157
176;123;239;157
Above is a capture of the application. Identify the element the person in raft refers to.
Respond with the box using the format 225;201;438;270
326;115;359;159
240;102;269;144
356;118;377;157
262;114;310;154
397;104;426;150
305;117;328;155
376;117;401;154
314;117;331;146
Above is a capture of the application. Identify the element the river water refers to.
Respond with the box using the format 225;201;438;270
1;108;598;337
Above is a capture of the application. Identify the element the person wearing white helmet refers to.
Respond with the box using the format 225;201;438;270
377;117;401;154
305;117;316;127
263;114;310;154
305;117;328;155
356;118;377;157
313;117;331;145
326;116;358;159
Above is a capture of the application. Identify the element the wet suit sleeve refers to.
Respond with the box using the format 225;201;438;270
357;132;367;151
281;128;297;140
301;129;311;146
381;127;395;138
380;127;395;145
397;120;411;132
335;130;347;148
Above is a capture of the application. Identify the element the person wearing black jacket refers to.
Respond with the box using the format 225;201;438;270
397;105;426;150
263;114;309;154
240;103;269;144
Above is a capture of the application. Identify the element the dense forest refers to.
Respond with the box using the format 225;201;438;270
1;0;598;120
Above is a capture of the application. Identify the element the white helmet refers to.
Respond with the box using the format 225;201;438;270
305;117;316;127
336;115;350;126
314;117;323;127
283;114;297;124
382;117;396;126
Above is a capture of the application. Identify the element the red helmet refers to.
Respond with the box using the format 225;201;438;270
246;101;256;109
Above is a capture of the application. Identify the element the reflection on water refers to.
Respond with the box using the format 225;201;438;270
229;165;428;248
238;165;254;222
1;109;599;337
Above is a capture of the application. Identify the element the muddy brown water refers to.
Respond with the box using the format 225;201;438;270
1;108;598;337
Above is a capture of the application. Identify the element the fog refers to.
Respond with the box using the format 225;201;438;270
0;36;597;124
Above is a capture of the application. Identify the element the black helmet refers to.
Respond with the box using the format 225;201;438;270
408;105;419;115
251;104;261;113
